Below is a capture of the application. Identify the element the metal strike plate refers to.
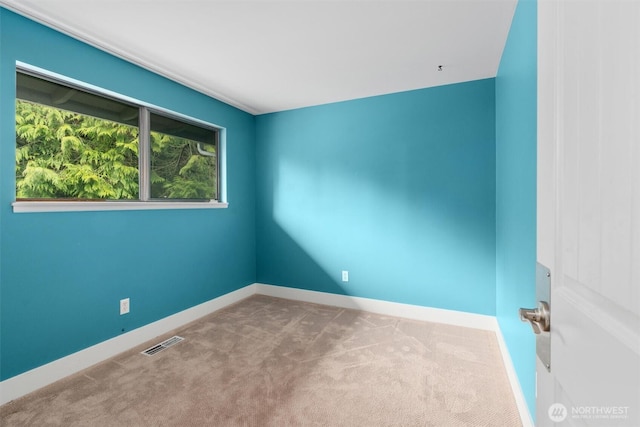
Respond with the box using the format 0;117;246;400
520;264;551;371
536;262;551;372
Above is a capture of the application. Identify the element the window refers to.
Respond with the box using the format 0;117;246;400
149;112;218;200
14;66;224;212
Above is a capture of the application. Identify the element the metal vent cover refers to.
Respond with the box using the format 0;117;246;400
141;336;184;356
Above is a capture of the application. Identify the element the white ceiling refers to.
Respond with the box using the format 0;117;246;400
1;0;517;115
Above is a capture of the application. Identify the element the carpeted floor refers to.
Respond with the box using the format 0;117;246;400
0;295;522;426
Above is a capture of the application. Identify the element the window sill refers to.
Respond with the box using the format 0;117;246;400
12;200;229;213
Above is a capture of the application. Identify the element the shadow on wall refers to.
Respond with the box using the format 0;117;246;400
256;80;497;315
258;214;349;297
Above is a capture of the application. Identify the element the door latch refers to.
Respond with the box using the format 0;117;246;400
519;301;550;334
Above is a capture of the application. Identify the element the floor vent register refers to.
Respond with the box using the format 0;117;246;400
141;336;184;356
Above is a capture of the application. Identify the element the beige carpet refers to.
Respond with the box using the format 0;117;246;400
1;295;522;426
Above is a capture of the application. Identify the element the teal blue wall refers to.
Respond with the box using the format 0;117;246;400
2;6;538;417
256;80;497;315
0;9;256;380
496;0;537;418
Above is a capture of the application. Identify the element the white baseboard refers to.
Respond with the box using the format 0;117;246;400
1;282;534;427
255;283;498;330
494;325;535;427
0;284;257;406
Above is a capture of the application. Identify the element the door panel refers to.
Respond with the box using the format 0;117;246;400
537;1;640;426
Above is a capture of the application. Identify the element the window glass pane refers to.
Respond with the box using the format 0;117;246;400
17;73;138;127
150;113;217;200
15;69;221;205
150;112;215;145
16;99;139;200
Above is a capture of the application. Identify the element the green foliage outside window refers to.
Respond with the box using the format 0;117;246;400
16;100;217;201
150;131;217;200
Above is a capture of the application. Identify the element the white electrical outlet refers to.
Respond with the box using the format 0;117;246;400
341;270;349;282
120;298;130;315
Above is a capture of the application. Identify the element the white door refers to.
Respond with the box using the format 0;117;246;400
537;0;640;426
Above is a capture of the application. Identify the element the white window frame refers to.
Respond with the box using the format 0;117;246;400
12;62;228;213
